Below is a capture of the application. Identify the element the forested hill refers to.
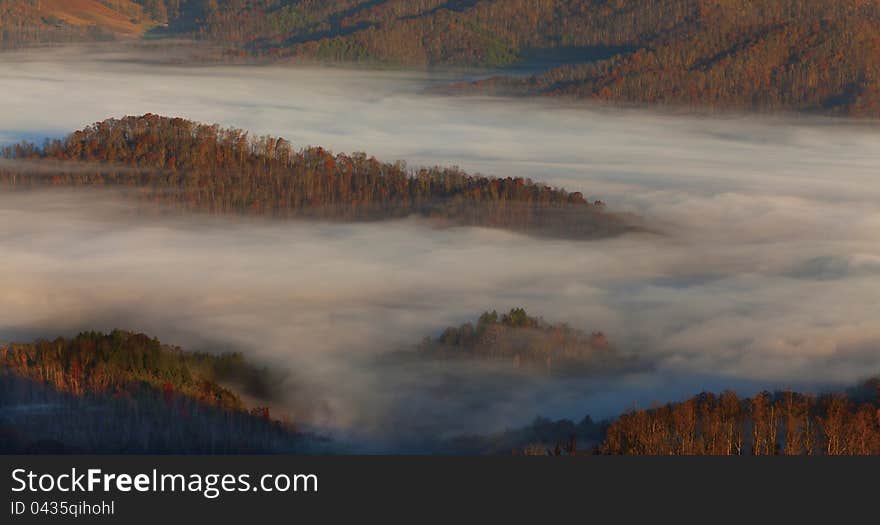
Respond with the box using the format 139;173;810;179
0;114;626;239
414;308;635;373
190;0;880;116
0;330;312;453
450;383;880;456
461;1;880;116
3;1;879;116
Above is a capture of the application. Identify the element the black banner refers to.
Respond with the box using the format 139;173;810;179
1;456;877;523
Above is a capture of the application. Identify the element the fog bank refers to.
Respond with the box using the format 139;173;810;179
1;48;879;447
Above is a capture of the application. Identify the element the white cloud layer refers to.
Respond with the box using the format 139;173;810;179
1;46;880;446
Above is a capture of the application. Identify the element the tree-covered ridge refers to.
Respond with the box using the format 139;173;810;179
417;308;630;371
0;115;624;239
1;329;267;411
182;0;880;118
600;388;880;456
4;2;879;115
0;330;312;453
139;1;880;115
138;0;747;66
464;1;880;116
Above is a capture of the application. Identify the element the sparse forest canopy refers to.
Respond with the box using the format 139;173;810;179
0;114;624;239
460;381;880;456
598;387;880;456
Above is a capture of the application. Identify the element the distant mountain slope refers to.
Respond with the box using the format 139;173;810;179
162;0;880;116
463;2;880;116
36;0;147;34
0;0;160;47
148;0;700;66
4;1;878;115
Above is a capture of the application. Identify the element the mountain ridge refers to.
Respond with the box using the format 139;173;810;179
2;1;879;116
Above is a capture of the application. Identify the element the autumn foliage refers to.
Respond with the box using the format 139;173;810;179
417;308;632;373
467;1;880;116
0;0;161;47
0;330;311;453
3;2;879;115
2;330;252;410
0;114;623;239
600;389;880;455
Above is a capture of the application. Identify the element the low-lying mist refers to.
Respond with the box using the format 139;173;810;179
1;46;880;450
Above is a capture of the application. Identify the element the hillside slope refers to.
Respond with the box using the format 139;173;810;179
463;2;880;116
158;0;880;116
0;330;311;453
0;0;160;48
3;1;878;115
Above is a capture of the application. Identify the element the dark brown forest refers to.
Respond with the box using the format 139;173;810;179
0;330;315;453
0;114;624;239
187;0;880;116
3;1;879;115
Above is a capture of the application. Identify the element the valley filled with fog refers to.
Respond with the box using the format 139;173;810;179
1;47;879;450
